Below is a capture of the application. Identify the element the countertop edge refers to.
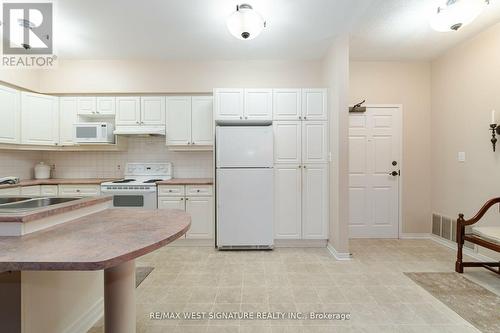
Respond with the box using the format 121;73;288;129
0;216;191;271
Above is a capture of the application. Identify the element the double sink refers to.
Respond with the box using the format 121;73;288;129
0;197;81;212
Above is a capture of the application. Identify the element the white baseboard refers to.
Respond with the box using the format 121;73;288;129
429;234;494;262
327;243;352;260
168;238;215;247
63;298;103;333
274;239;327;248
399;233;431;239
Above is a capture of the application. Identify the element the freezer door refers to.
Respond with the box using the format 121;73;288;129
217;168;274;247
216;126;273;168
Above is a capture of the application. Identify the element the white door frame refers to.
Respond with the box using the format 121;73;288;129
348;104;403;238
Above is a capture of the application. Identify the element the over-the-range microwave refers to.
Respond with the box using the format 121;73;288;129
74;122;115;143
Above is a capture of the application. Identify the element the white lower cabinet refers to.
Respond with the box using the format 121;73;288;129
0;187;21;196
40;185;58;196
274;166;302;239
58;184;100;197
302;164;328;239
158;197;185;210
158;185;214;240
274;164;328;240
185;196;214;239
20;185;41;196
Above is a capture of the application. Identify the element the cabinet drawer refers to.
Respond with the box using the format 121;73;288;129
186;185;212;196
0;187;21;196
20;185;41;196
158;185;185;197
58;184;100;197
40;185;58;196
158;197;186;210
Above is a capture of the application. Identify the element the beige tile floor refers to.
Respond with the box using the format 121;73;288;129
89;239;499;333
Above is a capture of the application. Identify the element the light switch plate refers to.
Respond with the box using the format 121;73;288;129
458;152;466;162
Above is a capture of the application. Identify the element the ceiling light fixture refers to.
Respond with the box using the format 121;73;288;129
430;0;489;32
226;3;266;40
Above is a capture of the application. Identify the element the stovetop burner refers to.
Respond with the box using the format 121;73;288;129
112;179;136;183
143;179;163;183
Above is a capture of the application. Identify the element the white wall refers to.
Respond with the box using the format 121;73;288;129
322;36;350;254
37;59;323;94
432;23;500;227
350;61;432;234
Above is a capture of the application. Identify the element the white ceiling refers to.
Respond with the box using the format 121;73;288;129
51;0;500;61
351;0;500;60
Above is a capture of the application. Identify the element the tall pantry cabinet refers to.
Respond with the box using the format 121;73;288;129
273;89;329;240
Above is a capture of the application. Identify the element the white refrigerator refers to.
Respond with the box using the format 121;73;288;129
216;126;274;249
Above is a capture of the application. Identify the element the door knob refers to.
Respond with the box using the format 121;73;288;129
389;171;399;177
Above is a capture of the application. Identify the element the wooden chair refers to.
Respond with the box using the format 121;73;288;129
456;197;500;274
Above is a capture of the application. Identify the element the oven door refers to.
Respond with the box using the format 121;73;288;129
101;187;157;209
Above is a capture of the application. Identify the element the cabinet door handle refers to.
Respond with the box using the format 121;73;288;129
304;116;307;120
303;165;307;169
299;116;302;120
185;198;189;201
239;116;243;119
180;198;184;200
245;116;248;119
298;165;302;169
196;189;200;192
136;121;140;124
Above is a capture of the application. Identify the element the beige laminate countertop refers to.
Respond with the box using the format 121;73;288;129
156;178;213;185
0;196;112;223
0;178;120;189
0;208;191;271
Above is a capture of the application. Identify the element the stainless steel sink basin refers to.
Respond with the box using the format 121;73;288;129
0;197;33;205
0;197;82;212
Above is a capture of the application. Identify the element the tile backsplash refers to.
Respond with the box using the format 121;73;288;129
0;137;213;179
0;150;43;179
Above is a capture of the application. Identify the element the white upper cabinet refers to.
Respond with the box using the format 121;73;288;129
191;96;213;146
96;97;115;115
214;88;272;122
141;96;165;125
302;121;328;164
77;97;96;115
302;163;328;239
273;121;302;165
273;89;302;121
21;92;59;145
0;85;21;144
115;96;141;125
214;88;244;121
274;165;302;239
59;97;78;146
166;96;191;146
302;89;327;120
166;96;213;147
244;89;273;121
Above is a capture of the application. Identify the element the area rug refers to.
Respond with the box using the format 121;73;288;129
135;266;154;288
405;272;500;333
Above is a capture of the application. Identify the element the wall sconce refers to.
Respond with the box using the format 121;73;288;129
490;110;499;152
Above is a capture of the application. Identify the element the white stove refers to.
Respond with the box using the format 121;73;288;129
101;163;172;209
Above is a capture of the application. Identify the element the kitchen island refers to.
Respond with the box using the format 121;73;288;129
0;208;190;333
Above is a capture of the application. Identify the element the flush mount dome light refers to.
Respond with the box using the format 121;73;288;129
226;3;266;40
430;0;489;32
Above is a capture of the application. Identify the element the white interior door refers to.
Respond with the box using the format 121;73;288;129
348;106;401;238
